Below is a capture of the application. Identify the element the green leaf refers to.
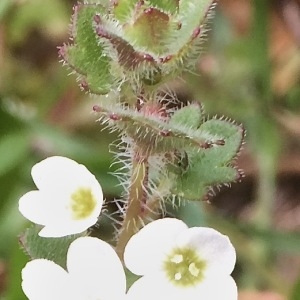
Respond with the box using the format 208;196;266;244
171;119;244;200
63;4;112;94
179;201;207;227
124;7;170;55
20;225;85;269
171;0;215;52
95;102;220;155
169;103;202;129
162;0;215;71
197;118;244;163
113;0;137;23
149;0;179;14
173;162;238;200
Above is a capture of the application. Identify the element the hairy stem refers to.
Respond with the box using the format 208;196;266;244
115;155;149;262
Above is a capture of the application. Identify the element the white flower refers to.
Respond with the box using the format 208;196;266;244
124;218;237;300
18;156;103;237
22;236;127;300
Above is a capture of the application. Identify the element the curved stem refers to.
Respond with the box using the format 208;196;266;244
115;156;148;262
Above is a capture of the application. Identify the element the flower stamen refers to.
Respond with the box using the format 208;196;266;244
163;247;206;287
70;188;96;220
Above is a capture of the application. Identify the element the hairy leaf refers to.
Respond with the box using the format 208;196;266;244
20;225;85;269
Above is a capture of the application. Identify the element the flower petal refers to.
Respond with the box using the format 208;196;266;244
124;218;188;276
127;273;237;300
20;156;103;237
38;218;94;237
67;237;126;299
176;227;236;275
31;156;102;198
194;275;238;300
19;191;94;237
21;259;77;300
18;191;57;225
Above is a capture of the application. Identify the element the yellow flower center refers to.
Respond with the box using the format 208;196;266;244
70;187;96;220
163;247;206;287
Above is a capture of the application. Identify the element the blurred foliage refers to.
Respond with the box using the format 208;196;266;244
0;0;300;299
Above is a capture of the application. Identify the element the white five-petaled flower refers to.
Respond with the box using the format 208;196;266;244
124;218;238;300
21;236;127;300
18;156;103;237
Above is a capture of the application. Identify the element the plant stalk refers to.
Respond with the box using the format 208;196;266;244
115;156;148;262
